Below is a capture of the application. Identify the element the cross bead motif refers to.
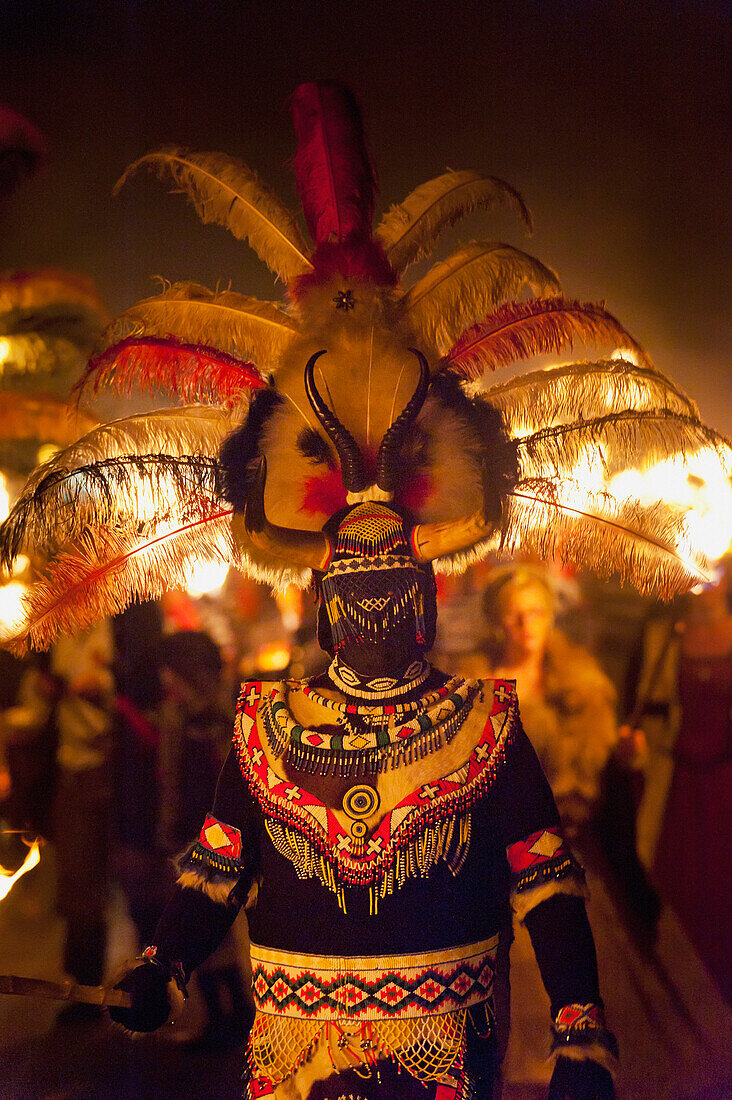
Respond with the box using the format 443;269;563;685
250;748;264;767
246;686;261;708
495;684;513;703
284;785;301;802
336;834;352;852
367;837;383;854
420;783;440;801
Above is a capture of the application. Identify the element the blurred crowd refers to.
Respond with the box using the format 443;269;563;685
0;557;730;1080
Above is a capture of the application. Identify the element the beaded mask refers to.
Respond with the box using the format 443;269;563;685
320;502;437;653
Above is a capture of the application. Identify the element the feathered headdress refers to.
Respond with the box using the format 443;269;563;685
1;81;729;652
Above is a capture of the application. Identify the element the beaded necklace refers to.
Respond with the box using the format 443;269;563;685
327;657;430;700
260;676;480;776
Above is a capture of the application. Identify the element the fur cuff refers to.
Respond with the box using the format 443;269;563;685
176;867;239;904
549;1039;619;1078
176;845;242;904
511;871;587;923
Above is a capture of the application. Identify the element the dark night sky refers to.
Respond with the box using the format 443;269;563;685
0;0;729;432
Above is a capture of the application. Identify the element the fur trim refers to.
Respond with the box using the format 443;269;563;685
176;868;238;905
549;1040;619;1078
218;389;284;510
291;238;396;297
512;874;588;924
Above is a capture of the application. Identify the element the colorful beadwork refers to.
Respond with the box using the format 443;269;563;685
507;827;582;895
550;1002;619;1060
261;675;479;776
182;813;246;879
232;678;516;910
328;656;430;699
249;938;498;1021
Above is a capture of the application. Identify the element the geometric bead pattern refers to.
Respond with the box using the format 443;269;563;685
506;827;567;873
553;1002;605;1032
249;937;499;1021
232;679;517;890
199;814;242;859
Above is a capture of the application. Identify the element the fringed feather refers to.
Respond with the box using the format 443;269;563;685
0;391;96;445
77;335;267;408
116;148;311;282
485;359;699;435
0;334;83;377
2;404;235;533
8;509;237;655
515;408;730;482
291;82;377;246
443;298;648;380
400;243;560;354
500;478;713;597
376;170;532;275
0;453;221;567
94;282;297;371
0;268;108;321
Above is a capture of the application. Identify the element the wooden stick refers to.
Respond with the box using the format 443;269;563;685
0;974;131;1007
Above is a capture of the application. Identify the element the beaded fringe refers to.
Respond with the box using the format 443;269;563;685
265;812;472;914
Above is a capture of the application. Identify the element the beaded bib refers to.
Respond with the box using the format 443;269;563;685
233;677;517;912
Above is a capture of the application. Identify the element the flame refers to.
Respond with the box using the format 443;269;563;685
608;447;732;563
0;581;28;640
0;471;9;523
185;558;229;598
0;839;41;902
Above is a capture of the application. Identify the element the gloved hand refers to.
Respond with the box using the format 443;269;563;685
548;1055;615;1100
108;959;171;1033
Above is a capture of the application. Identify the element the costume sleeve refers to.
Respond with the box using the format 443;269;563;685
494;693;618;1073
175;743;263;907
493;695;586;922
141;742;263;986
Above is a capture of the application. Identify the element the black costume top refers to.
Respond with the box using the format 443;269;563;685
148;675;608;1099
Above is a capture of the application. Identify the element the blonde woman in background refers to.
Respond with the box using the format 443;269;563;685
462;567;619;836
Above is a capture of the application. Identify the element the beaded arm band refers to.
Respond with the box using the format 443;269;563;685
551;1003;619;1066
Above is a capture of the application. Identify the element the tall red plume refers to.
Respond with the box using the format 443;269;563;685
0;105;46;197
291;82;377;247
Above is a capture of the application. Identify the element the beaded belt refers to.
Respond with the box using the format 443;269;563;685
249;937;498;1021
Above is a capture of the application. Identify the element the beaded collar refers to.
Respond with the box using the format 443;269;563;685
259;676;479;775
327;656;430;700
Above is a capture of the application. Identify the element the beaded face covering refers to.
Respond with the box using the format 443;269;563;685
321;503;434;652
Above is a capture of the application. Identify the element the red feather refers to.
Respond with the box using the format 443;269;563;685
77;336;267;408
291;82;377;247
443;297;649;380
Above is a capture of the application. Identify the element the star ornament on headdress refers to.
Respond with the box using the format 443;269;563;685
333;290;356;311
0;80;729;654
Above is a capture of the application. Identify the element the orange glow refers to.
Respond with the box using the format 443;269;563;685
275;584;303;631
255;641;291;671
0;839;41;902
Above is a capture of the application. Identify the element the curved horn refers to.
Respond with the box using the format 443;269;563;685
304;351;368;494
375;349;430;493
231;456;332;571
410;509;495;563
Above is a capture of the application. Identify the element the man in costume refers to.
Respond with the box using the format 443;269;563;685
2;81;728;1098
110;362;619;1098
